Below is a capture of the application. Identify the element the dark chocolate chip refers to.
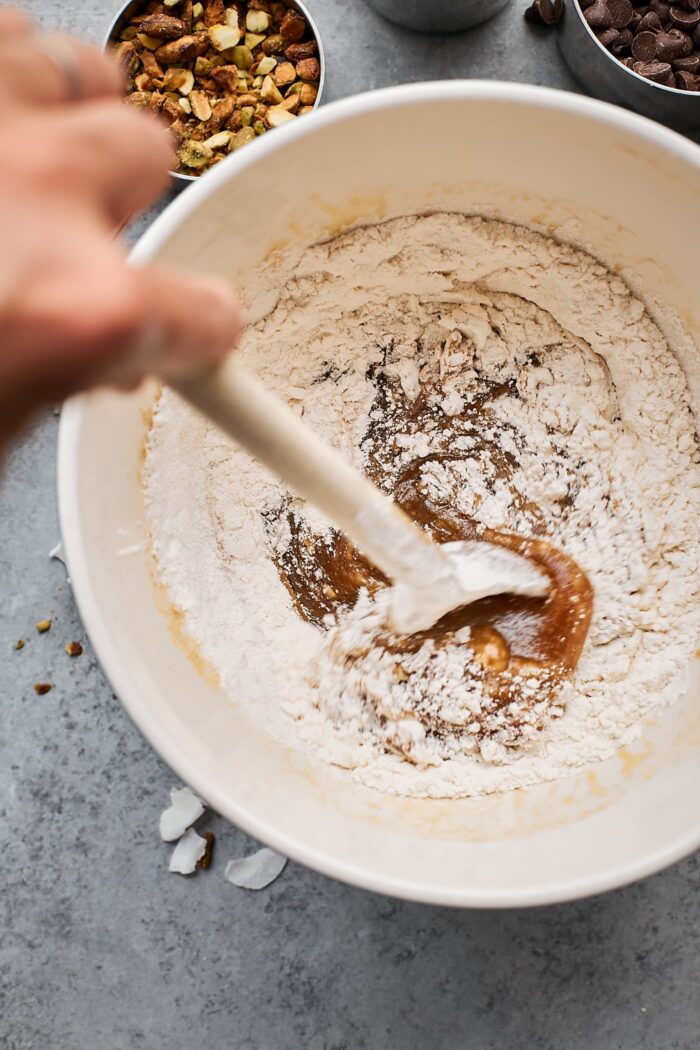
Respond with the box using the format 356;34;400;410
525;0;564;24
675;67;700;83
648;0;671;19
638;10;663;28
633;57;674;76
607;0;635;24
597;25;622;42
585;0;614;26
611;25;634;46
655;27;694;56
631;28;659;54
676;0;700;9
673;51;700;67
670;3;700;24
693;21;700;40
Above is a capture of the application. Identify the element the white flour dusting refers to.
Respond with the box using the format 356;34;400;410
144;214;700;798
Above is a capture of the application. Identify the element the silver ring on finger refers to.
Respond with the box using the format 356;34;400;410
34;36;84;102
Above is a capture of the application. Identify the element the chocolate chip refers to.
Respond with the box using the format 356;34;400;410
632;57;674;77
670;3;700;24
677;0;700;9
675;67;700;83
610;26;634;47
525;0;564;24
649;0;671;18
597;25;621;42
631;28;659;55
693;22;700;42
638;10;663;29
607;0;635;25
673;51;700;67
655;27;694;56
584;0;614;26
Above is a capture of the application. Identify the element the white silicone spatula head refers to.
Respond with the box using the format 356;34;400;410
172;359;549;634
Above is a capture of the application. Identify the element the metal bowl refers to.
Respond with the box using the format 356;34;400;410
363;0;511;33
558;0;700;140
104;0;326;186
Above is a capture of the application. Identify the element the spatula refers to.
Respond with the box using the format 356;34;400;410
172;360;549;634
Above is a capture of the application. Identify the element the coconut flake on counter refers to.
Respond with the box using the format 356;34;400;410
169;827;208;875
49;542;66;566
224;848;287;890
159;786;205;841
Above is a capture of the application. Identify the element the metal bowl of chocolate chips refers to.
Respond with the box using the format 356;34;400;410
558;0;700;137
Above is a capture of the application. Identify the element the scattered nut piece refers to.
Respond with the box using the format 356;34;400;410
14;639;25;651
204;0;226;25
179;96;192;113
196;831;216;869
35;619;52;634
65;641;83;657
34;683;52;696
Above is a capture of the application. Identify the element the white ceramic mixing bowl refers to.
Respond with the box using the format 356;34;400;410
59;82;700;907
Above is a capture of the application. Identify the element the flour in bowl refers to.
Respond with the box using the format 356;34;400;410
144;214;700;798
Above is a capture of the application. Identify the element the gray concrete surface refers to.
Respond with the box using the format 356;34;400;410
1;2;699;1048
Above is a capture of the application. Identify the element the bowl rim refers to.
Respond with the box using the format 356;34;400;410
565;0;700;99
103;0;327;185
59;80;700;907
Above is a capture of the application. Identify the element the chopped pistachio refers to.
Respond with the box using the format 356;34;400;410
178;139;214;168
246;9;270;32
240;105;254;126
194;55;213;76
280;92;299;113
224;7;239;28
194;19;205;29
260;74;283;103
208;23;240;50
232;44;253;69
163;66;194;94
232;126;256;149
178;96;192;113
202;129;232;149
252;74;263;88
245;32;266;49
256;54;277;75
136;32;162;50
192;1;204;15
35;619;52;634
164;0;183;6
266;104;296;127
253;118;266;134
120;25;138;40
189;88;212;120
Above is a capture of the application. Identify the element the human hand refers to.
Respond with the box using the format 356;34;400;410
0;8;241;443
